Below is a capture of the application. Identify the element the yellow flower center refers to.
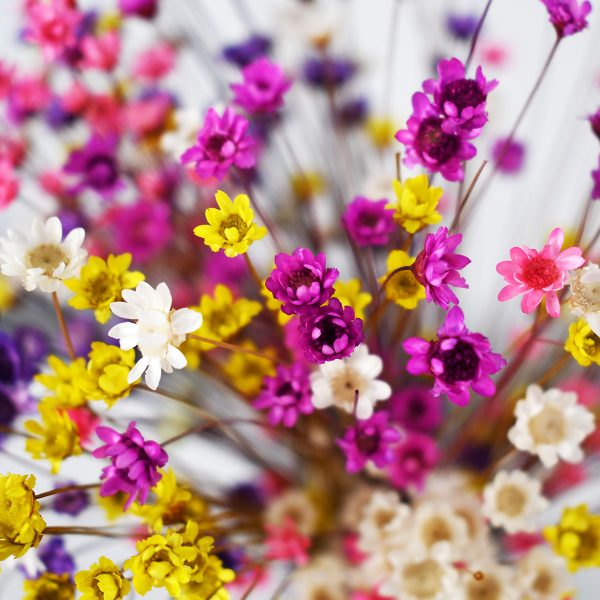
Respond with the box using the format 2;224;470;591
529;407;566;445
531;569;554;595
387;271;421;300
402;559;443;599
219;215;248;240
25;244;68;276
496;485;527;517
421;516;452;547
88;272;116;304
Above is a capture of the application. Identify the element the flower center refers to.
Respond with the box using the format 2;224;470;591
440;79;486;113
521;255;560;289
373;507;396;529
86;155;117;189
388;270;421;301
289;267;316;290
528;407;566;445
496;484;527;517
219;215;249;240
88;272;115;304
416;117;460;164
465;575;501;600
358;210;381;229
25;243;69;276
435;340;480;384
570;275;600;312
356;428;381;457
402;559;443;599
421;516;452;547
531;569;554;595
330;367;365;410
205;133;230;159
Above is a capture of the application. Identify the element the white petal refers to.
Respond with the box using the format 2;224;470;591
63;227;85;254
171;308;203;334
128;356;149;383
166;345;187;370
145;359;162;390
45;216;63;244
156;282;173;312
368;380;392;401
108;322;138;341
111;301;141;320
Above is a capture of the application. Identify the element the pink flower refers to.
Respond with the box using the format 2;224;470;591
0;61;14;99
264;517;310;565
133;42;176;82
0;161;19;209
61;80;89;114
496;227;585;317
80;31;121;71
387;432;439;491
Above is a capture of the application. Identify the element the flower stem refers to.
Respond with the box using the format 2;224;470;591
35;482;100;500
465;0;494;72
450;160;488;232
51;291;76;360
188;334;274;361
244;253;264;291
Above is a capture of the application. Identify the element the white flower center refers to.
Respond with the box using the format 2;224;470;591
25;243;68;275
330;366;366;410
531;568;554;594
528;407;566;445
421;516;453;547
465;575;501;600
496;484;527;517
402;559;444;599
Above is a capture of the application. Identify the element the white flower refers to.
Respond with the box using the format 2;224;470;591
568;262;600;335
108;281;202;390
507;385;595;468
310;344;391;419
0;216;86;293
482;470;548;534
264;488;318;536
516;546;573;600
291;554;347;600
457;561;519;600
160;107;202;160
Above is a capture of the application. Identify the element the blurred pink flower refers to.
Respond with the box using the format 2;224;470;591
0;161;19;209
265;517;311;565
80;31;121;71
133;42;176;81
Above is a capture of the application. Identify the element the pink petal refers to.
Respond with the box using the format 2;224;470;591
545;291;560;318
521;289;544;313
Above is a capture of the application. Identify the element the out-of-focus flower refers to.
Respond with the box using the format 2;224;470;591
366;116;397;149
387;432;439;491
36;355;87;408
379;250;426;309
265;517;311;565
335;97;369;128
0;216;86;293
403;306;506;406
516;546;573;600
540;0;592;38
569;263;600;335
223;342;276;395
310;344;391;419
39;537;75;576
265;489;318;537
23;573;74;600
445;12;479;40
51;482;90;516
388;387;443;433
342;197;395;247
7;74;50;123
334;279;372;320
592;156;600;200
80;30;121;71
565;318;600;366
180;554;235;600
303;57;356;89
492;137;526;174
387;175;442;234
133;41;176;82
0;160;19;209
161;108;202;160
118;0;159;19
222;35;271;67
75;555;130;600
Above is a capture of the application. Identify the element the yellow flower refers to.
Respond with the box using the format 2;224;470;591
334;278;372;320
544;505;600;571
0;274;15;311
180;555;235;600
387;175;443;234
222;342;276;395
290;171;325;202
25;401;82;474
65;253;145;323
75;556;130;600
23;572;74;600
0;474;46;560
379;250;425;309
180;521;215;582
35;355;87;409
193;191;267;258
565;319;600;367
261;279;292;325
97;490;128;522
366;117;397;149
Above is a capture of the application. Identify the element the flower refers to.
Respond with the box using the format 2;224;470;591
39;537;75;576
388;387;443;433
568;262;600;335
387;175;443;234
516;547;573;600
507;384;595;468
482;470;548;533
303;57;356;89
133;41;176;82
336;410;401;473
265;517;311;565
379;250;426;309
540;0;592;38
193;190;267;258
108;281;203;390
81;31;121;71
413;226;470;309
181;107;256;181
342;197;395;247
254;363;314;427
222;342;276;395
65;253;145;323
457;562;519;600
492;137;526;174
497;227;585;317
565;318;600;366
75;556;131;600
51;482;89;516
543;505;600;571
222;34;272;68
36;355;87;408
403;306;506;406
24;401;82;473
0;160;19;209
265;489;318;537
93;421;168;508
310;344;391;418
592;156;600;200
23;573;74;600
0;216;86;293
445;12;479;39
231;57;292;114
161;108;202;159
119;0;159;19
366;116;397;149
180;555;235;600
266;247;339;315
387;432;439;491
333;279;372;320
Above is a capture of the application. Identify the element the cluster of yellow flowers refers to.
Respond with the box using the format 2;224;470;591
565;319;600;366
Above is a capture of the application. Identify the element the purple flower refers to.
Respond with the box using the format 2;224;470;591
492;137;526;174
118;0;159;19
231;57;292;115
39;538;75;576
336;411;400;473
0;332;21;385
388;387;443;434
14;327;49;380
335;97;369;128
592;156;600;201
266;248;339;315
222;35;272;68
63;135;123;199
92;421;168;509
589;107;600;141
445;13;479;40
298;298;364;364
253;363;313;427
540;0;592;38
0;386;18;435
403;306;506;406
387;432;439;491
422;58;498;135
412;226;470;309
51;483;90;516
395;93;476;182
303;57;356;89
180;107;256;181
342;197;395;247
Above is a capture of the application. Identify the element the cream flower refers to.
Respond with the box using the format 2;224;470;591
507;385;595;468
0;216;86;293
516;546;573;600
291;555;347;600
568;262;600;336
482;470;548;533
161;107;202;160
264;489;318;536
310;344;391;419
108;281;203;390
458;562;519;600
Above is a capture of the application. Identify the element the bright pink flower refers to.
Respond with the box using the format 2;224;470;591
343;533;367;565
264;517;310;565
503;531;544;556
7;75;50;123
496;227;585;317
0;61;14;99
0;161;19;209
387;432;439;491
133;42;176;82
0;135;26;166
80;31;121;71
543;462;587;496
61;80;89;114
122;93;172;140
83;93;122;136
66;406;100;447
39;170;68;197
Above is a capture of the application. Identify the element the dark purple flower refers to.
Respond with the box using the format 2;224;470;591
254;363;313;427
266;248;339;315
412;226;470;309
0;386;17;430
226;482;265;512
39;538;75;576
52;483;90;516
540;0;592;38
422;57;498;135
592;156;600;201
445;13;479;40
589;107;600;141
403;306;506;406
46;96;76;129
118;0;159;19
299;298;364;364
492;137;526;174
342;197;395;247
92;421;168;509
14;326;49;381
395;93;476;182
336;410;401;473
223;35;272;68
303;57;356;89
63;135;123;198
181;108;256;181
387;432;439;491
0;332;21;385
388;387;443;433
335;97;369;127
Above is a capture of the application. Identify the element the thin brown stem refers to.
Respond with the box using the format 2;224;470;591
51;292;76;360
465;0;494;72
451;160;488;232
188;334;274;361
36;482;100;500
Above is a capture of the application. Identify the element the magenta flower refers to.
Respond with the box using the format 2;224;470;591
0;160;19;209
299;298;364;364
92;421;168;508
342;197;395;247
265;518;310;566
413;226;470;310
266;248;339;315
492;137;526;174
387;432;439;491
589;107;600;141
388;387;443;434
496;227;585;317
180;107;256;181
592;156;600;201
231;57;292;115
422;57;498;135
253;363;313;427
395;93;476;182
540;0;592;38
119;0;159;19
336;411;401;473
403;306;506;406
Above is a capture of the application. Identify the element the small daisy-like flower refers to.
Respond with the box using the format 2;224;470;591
265;489;318;537
482;470;548;533
540;0;592;38
496;227;585;318
379;250;426;309
108;281;203;390
0;216;86;293
516;547;573;600
23;573;74;600
333;278;372;320
568;262;600;335
564;318;600;366
193;190;267;258
180;555;235;600
387;175;443;234
457;562;519;600
342;196;395;247
36;355;88;408
507;384;595;468
75;556;131;600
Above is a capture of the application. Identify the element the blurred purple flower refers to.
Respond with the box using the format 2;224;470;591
39;538;75;576
342;197;395;247
592;156;600;200
388;387;443;433
118;0;159;19
387;432;439;491
303;57;356;89
52;483;90;516
222;35;272;68
445;13;479;40
492;137;526;174
540;0;591;38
